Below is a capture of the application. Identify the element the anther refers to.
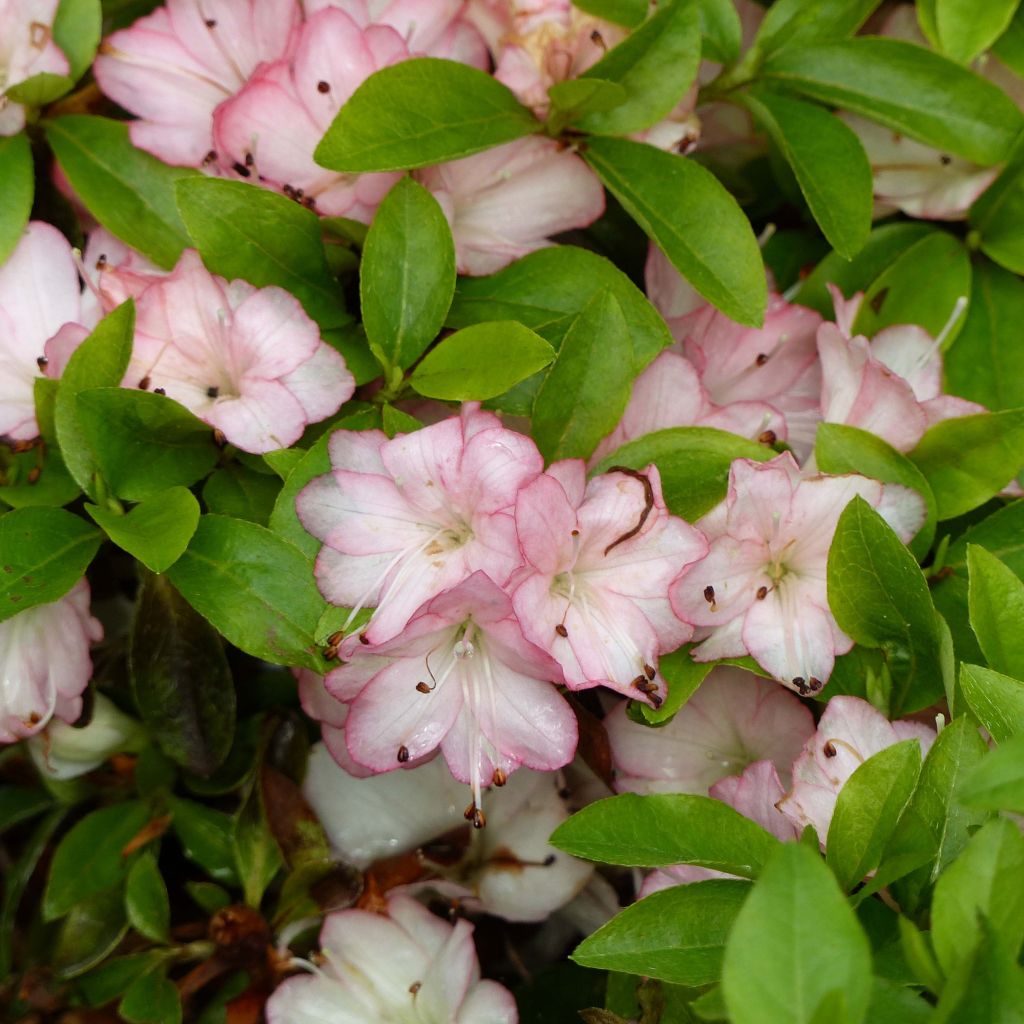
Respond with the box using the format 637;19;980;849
95;253;108;270
631;674;648;690
792;676;809;695
154;387;166;395
206;385;219;398
327;631;344;647
205;18;216;27
138;376;150;390
323;644;339;660
940;154;952;165
464;802;476;821
756;586;768;600
317;80;330;93
415;681;433;694
758;430;776;445
358;632;370;645
808;677;823;692
244;152;254;167
213;428;227;447
397;745;410;763
555;623;568;638
472;808;486;829
823;741;837;758
203;150;217;166
703;585;715;603
644;663;656;680
232;162;251;178
492;768;507;787
27;467;40;484
409;981;421;996
36;355;48;370
755;352;769;366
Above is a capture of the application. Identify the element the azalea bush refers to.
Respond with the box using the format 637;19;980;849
4;0;1024;1021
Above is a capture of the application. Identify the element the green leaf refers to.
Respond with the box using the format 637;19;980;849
721;843;873;1024
0;786;52;836
815;423;936;558
967;545;1024;679
572;879;750;985
233;780;283;909
931;818;1024;974
360;177;455;373
960;663;1024;743
753;0;882;56
78;953;169;1008
936;0;1020;63
120;965;182;1024
0;133;33;265
410;321;554;401
54;889;129;980
381;404;422;437
572;0;647;26
547;79;629;130
698;0;742;63
826;739;923;892
826;496;944;714
0;445;81;510
130;571;236;778
87;487;199;574
125;852;170;943
967;141;1024;277
52;0;103;80
549;793;780;877
583;137;766;326
909;410;1024;520
43;801;151;921
0;506;101;623
5;72;73;106
315;58;537;172
46;116;197;268
744;90;871;258
866;978;935;1024
958;733;1024;813
576;0;701;136
168;797;239;885
201;465;281;526
945;260;1024;412
74;388;220;502
532;292;633;461
55;302;136;497
166;514;327;670
593;428;774;523
186;881;230;915
762;39;1023;165
933;920;1024;1024
638;646;714;725
175;177;348;330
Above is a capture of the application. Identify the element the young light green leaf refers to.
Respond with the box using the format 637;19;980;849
52;0;103;81
583;137;766;326
637;646;714;725
745;90;871;258
936;0;1020;64
763;39;1023;165
572;880;751;985
315;58;537;172
754;0;882;56
125;852;170;943
532;291;633;461
166;514;327;671
0;133;33;265
86;487;200;574
572;0;647;26
960;663;1024;743
698;0;743;63
549;793;780;877
175;177;348;330
826;496;944;715
410;321;554;400
46;116;196;268
967;545;1024;679
826;739;922;892
909;410;1024;520
0;507;101;623
722;842;873;1024
381;404;423;437
576;0;701;136
593;427;774;522
360;177;455;374
958;733;1024;814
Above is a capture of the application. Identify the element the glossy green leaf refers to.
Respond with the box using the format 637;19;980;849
547;79;629;130
315;58;537;172
533;292;633;461
410;321;554;400
46;116;196;268
54;889;129;979
936;0;1020;63
166;514;327;670
202;465;280;526
746;90;871;258
583;137;767;326
0;786;52;836
698;0;742;62
826;739;922;892
0;444;81;510
120;965;182;1024
958;733;1024;814
763;39;1023;165
572;879;751;985
168;797;239;885
360;177;455;374
5;71;73;106
550;793;780;877
637;646;714;725
52;0;103;80
0;506;101;623
754;0;882;56
967;545;1024;679
175;177;348;330
125;852;170;943
994;1;1024;74
722;842;873;1024
0;133;33;265
87;487;199;574
77;953;169;1009
959;663;1024;743
572;0;647;26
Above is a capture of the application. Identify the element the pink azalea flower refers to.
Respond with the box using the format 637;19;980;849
94;0;302;166
126;249;354;453
0;0;69;135
778;695;936;842
266;895;517;1024
0;222;87;440
0;580;103;744
324;572;578;821
415;137;605;275
510;460;707;705
670;454;926;690
213;9;407;219
605;667;814;795
297;404;543;644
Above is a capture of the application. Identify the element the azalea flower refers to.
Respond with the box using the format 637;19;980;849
325;573;577;821
266;895;517;1024
0;580;103;744
670;454;926;689
213;8;407;219
0;0;69;135
0;222;88;440
126;249;354;453
605;667;814;795
778;695;936;841
415;137;605;275
94;0;302;166
510;460;707;705
297;404;543;645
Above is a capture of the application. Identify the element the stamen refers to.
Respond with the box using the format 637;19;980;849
602;467;655;555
